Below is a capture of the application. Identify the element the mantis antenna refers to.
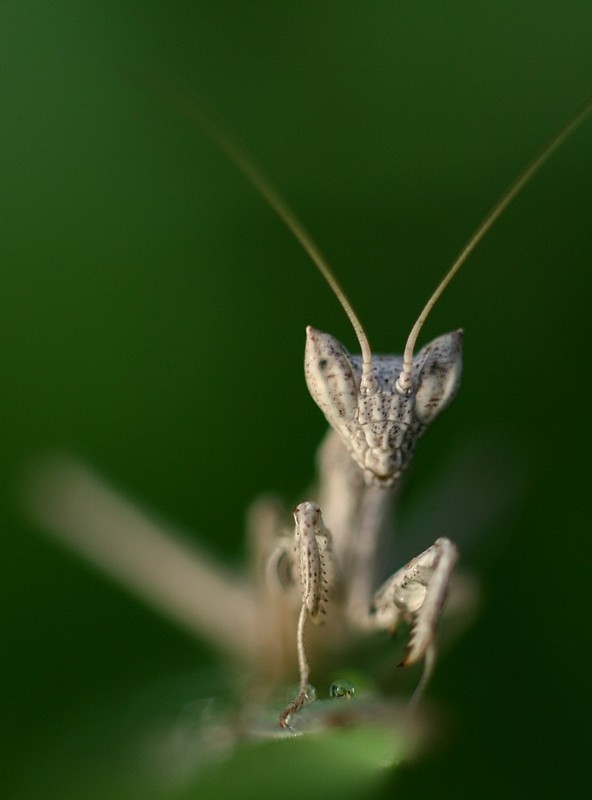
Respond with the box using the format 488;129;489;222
395;97;592;394
149;81;591;397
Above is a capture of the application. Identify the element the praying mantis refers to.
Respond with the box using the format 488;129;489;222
24;93;592;741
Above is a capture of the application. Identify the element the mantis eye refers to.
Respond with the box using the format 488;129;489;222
304;327;359;426
413;331;463;424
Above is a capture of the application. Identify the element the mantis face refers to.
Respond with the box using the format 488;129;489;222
305;327;463;487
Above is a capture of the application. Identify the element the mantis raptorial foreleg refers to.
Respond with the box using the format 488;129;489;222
371;537;459;667
279;502;334;728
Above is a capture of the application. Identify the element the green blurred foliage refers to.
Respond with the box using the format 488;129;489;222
1;2;590;798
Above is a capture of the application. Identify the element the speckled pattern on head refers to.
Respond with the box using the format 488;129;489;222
304;327;463;487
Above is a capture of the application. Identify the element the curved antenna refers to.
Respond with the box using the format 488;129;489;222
395;97;592;394
146;80;376;391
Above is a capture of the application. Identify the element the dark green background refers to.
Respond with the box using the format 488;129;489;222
1;3;590;798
